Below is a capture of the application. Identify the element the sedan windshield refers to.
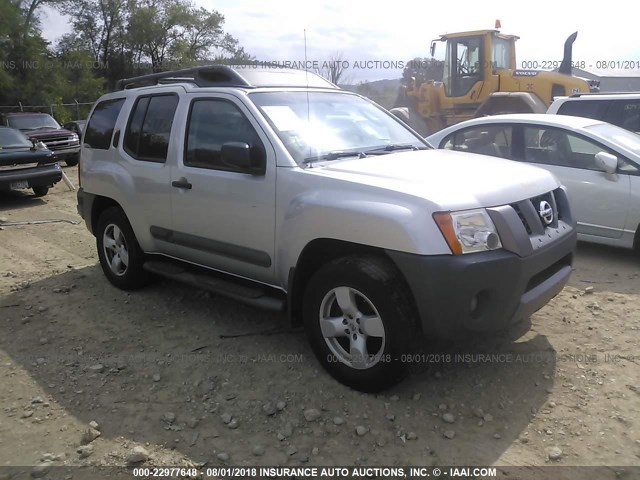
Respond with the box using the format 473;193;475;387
250;91;429;163
7;114;60;131
587;122;640;156
0;128;32;149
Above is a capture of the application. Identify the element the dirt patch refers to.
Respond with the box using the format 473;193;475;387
0;168;638;473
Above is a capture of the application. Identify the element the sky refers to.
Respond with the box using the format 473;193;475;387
40;0;640;83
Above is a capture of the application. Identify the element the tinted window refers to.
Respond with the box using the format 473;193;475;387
557;100;605;121
185;99;265;173
124;95;178;162
84;99;125;150
124;97;149;156
442;125;512;158
606;100;640;133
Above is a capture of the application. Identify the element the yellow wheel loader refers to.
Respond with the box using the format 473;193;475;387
392;26;598;136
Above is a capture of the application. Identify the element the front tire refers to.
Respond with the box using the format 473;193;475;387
303;255;417;392
32;186;49;197
65;156;79;167
96;207;149;290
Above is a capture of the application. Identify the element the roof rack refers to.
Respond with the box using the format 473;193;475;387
114;65;338;90
115;65;252;90
569;91;640;98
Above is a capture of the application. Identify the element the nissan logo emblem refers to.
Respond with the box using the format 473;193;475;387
539;200;554;225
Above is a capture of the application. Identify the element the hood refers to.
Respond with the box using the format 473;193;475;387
23;128;73;138
0;147;55;166
309;149;560;211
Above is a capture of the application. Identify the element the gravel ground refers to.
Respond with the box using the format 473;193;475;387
0;167;638;476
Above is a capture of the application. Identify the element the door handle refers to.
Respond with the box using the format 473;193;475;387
171;178;192;190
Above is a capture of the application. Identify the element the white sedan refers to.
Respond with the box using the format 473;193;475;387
426;114;640;250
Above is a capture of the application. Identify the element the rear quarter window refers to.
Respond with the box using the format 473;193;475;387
605;100;640;133
556;100;606;120
84;99;126;150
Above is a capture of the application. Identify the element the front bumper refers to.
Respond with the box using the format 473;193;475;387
51;146;80;161
386;228;576;339
0;164;62;191
76;187;96;234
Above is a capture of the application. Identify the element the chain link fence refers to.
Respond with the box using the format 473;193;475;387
0;101;95;123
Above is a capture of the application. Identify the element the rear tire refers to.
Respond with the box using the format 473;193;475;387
32;186;49;197
303;255;417;392
96;207;149;290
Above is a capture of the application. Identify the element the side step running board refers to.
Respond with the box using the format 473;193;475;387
143;260;285;312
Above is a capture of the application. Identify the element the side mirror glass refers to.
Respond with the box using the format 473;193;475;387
595;151;617;174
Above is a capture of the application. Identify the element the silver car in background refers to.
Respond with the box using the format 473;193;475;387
427;114;640;250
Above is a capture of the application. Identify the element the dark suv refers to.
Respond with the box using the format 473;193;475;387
1;112;81;166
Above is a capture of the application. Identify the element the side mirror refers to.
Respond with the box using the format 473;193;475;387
595;151;618;174
430;41;437;58
221;142;265;174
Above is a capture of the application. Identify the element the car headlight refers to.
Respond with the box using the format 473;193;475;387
70;133;79;142
434;209;502;255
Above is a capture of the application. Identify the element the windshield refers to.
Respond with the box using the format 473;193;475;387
0;128;32;148
7;114;60;130
249;91;428;163
587;122;640;156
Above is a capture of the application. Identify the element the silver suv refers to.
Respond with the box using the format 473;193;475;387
77;66;577;391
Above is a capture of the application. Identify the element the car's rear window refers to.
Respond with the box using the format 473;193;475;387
558;98;640;134
0;128;32;148
556;100;605;120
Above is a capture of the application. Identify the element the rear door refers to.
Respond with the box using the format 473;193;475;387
168;94;277;284
117;93;179;253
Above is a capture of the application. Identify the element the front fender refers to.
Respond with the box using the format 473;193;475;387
276;189;450;287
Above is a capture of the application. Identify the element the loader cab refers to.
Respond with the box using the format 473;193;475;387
443;35;483;97
437;30;517;98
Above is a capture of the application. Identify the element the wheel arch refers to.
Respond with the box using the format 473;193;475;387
91;196;125;235
287;238;419;330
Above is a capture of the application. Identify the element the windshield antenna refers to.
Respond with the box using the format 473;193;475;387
304;29;312;165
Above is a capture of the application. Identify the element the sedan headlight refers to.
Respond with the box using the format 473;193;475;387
434;209;502;255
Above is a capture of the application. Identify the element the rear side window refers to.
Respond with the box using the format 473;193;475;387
442;125;512;159
124;94;179;162
83;98;125;150
556;100;605;121
605;100;640;133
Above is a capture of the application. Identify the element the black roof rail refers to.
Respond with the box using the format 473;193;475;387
114;64;339;90
115;65;253;90
569;91;640;98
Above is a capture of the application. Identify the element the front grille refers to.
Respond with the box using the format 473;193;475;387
488;187;573;257
511;188;563;236
512;204;532;235
34;136;77;151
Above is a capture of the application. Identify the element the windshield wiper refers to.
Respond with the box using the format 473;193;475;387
363;143;426;154
303;150;367;165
